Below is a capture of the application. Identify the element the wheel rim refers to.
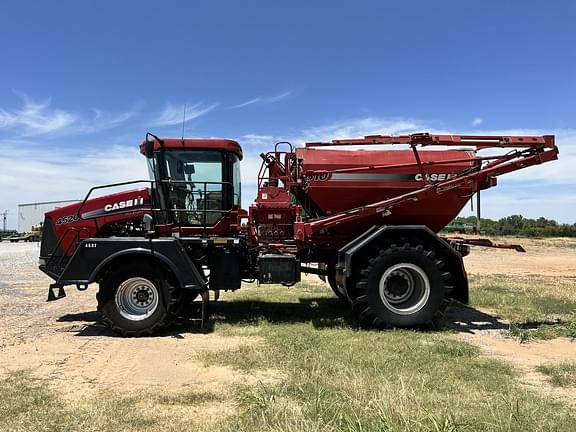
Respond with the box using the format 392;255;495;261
378;263;430;315
114;277;159;321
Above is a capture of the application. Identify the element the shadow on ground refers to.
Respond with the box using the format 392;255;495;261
56;296;517;337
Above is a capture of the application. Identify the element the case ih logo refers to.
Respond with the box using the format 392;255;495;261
79;196;149;219
317;173;459;182
414;173;456;182
104;197;145;212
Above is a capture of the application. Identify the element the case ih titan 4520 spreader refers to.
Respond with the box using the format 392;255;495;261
39;132;558;336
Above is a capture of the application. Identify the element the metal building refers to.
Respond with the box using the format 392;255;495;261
18;200;79;233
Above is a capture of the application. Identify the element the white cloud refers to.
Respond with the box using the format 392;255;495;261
297;117;425;144
230;90;292;109
471;117;484;126
462;129;576;186
0;140;148;229
238;117;429;151
458;187;576;224
0;96;77;135
0;94;137;137
81;108;138;133
152;102;218;127
239;118;576;223
1;114;574;229
241;134;275;146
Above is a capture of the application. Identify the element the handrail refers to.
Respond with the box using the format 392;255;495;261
306;133;555;149
45;226;90;270
76;179;152;218
75;179;234;223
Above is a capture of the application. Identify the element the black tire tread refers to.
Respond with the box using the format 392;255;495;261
352;242;451;329
97;265;183;337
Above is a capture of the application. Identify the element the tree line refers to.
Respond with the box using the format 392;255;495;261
451;215;576;237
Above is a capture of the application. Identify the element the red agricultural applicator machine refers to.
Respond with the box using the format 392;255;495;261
39;132;558;336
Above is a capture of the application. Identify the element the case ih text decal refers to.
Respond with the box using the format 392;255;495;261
307;173;458;182
78;196;148;220
104;197;145;212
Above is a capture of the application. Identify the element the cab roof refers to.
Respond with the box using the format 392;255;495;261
139;138;243;160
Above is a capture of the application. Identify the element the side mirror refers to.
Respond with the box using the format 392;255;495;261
144;138;154;159
144;132;164;159
184;164;195;175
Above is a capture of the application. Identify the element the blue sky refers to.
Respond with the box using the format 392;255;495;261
1;0;575;229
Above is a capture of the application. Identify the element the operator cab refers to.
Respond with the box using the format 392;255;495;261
140;134;242;230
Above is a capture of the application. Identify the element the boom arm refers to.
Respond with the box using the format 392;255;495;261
294;133;558;241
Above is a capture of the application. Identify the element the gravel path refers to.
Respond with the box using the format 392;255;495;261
0;241;269;399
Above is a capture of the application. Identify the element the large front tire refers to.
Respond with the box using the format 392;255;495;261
97;265;180;337
352;243;450;328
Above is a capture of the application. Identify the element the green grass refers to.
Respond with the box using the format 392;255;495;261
2;275;576;431
469;274;576;340
0;372;228;432
194;283;576;431
536;362;576;387
155;389;224;406
0;372;156;432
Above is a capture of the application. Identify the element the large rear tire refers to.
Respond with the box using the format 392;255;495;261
352;243;450;328
97;264;181;337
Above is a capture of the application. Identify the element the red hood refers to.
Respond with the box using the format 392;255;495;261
44;188;152;256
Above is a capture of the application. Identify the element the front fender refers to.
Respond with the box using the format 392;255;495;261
56;237;205;290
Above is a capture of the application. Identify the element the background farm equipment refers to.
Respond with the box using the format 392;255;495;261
8;224;42;243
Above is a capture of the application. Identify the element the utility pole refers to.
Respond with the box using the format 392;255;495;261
1;210;8;233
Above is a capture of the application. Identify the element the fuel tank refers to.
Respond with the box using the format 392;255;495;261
296;147;477;233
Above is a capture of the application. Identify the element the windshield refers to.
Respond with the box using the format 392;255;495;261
163;150;225;226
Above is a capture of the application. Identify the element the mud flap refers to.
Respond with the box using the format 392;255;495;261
47;284;66;301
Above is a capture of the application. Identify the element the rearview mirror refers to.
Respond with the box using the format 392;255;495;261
144;138;154;159
144;132;163;159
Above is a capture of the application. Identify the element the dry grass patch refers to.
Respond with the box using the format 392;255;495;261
0;372;235;432
537;362;576;388
469;274;576;340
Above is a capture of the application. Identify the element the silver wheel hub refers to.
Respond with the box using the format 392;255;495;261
114;277;159;321
379;263;430;315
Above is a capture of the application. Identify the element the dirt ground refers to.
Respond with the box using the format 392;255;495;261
462;236;576;277
0;239;575;404
0;242;277;401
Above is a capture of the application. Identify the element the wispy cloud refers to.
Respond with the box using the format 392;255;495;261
0;139;148;229
0;95;77;135
0;113;573;228
472;117;484;126
241;134;275;146
152;102;218;127
230;90;292;109
298;117;425;144
82;108;138;133
0;93;137;137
